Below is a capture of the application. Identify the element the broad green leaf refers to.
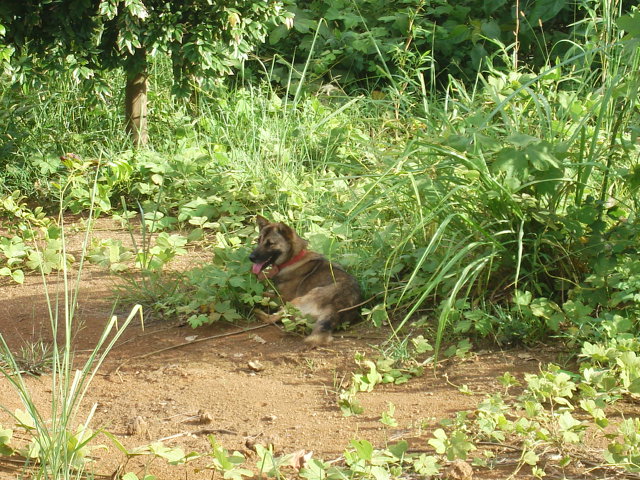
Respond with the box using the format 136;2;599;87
148;442;187;464
513;290;532;306
492;147;528;180
14;409;35;430
507;133;539;147
617;12;640;36
482;0;507;15
523;450;539;465
350;439;373;461
428;429;448;455
447;430;476;460
480;20;501;40
0;427;13;456
413;454;440;476
524;142;560;171
628;377;640;394
299;459;325;480
411;335;433;354
388;440;408;459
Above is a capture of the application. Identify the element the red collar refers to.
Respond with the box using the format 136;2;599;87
257;250;309;280
277;249;308;270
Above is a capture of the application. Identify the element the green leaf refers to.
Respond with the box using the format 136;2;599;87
492;147;528;181
14;409;35;430
380;403;398;427
148;442;187;464
482;0;507;15
447;430;476;460
628;377;640;394
388;441;408;459
558;411;581;431
269;25;290;45
428;429;447;455
528;0;566;23
616;12;640;37
0;427;14;456
529;298;559;319
350;439;373;461
411;335;433;354
300;459;328;480
413;454;440;475
513;290;532;306
507;133;540;147
368;304;388;328
480;20;501;40
255;444;278;477
523;450;539;465
338;391;364;416
524;142;560;171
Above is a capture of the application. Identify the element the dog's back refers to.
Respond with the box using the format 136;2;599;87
273;252;362;326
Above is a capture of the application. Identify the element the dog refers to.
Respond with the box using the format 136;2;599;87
249;215;361;345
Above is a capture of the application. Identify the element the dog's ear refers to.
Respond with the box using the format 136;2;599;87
275;223;294;239
277;223;308;249
256;215;270;230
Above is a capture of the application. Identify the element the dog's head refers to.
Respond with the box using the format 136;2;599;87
249;215;308;275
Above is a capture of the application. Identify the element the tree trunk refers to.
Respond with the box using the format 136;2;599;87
125;48;149;146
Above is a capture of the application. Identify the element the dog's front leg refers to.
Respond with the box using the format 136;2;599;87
254;308;284;324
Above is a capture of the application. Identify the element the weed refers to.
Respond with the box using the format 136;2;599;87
0;177;143;478
9;340;53;376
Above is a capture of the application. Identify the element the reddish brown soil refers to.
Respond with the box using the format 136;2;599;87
0;218;555;479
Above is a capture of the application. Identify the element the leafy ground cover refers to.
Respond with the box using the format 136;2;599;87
0;216;639;480
0;218;614;480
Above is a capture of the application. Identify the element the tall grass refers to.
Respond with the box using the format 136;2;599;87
0;174;142;478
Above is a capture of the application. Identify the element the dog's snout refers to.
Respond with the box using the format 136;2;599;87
249;251;258;262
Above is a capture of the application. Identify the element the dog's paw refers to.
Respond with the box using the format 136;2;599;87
254;309;281;324
304;332;333;347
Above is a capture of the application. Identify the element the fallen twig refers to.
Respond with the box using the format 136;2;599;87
111;323;274;374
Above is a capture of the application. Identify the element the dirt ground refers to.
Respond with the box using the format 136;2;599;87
0;218;556;479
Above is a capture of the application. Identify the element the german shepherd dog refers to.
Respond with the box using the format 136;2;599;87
249;215;361;345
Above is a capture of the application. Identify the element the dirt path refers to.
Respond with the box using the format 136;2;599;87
0;219;548;479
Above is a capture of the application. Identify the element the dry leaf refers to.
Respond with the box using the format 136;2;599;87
288;449;313;470
248;360;265;372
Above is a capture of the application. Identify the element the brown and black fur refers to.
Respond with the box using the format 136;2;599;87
249;215;361;345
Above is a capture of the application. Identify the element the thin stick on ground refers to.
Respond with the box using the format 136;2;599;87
111;323;274;374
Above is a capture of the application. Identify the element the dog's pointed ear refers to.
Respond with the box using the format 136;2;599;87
256;215;270;230
275;223;294;239
277;223;308;249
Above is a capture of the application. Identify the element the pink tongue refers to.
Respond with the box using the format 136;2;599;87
252;262;266;274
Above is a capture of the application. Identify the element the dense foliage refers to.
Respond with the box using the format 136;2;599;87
1;0;291;143
257;0;637;89
1;0;289;88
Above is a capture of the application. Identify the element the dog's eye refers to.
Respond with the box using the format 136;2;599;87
265;240;273;247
